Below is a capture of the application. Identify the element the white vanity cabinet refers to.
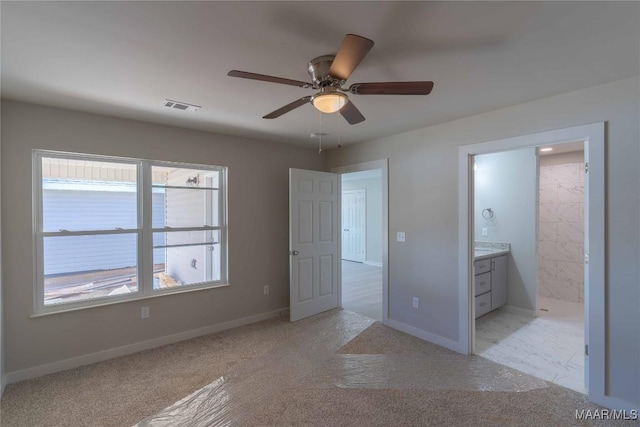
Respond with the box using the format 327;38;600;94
474;254;508;319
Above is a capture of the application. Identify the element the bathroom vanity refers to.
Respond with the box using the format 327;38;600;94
474;243;509;318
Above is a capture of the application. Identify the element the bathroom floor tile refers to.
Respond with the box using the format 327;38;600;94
475;297;585;394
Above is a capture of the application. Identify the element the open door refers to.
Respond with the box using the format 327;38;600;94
289;169;339;322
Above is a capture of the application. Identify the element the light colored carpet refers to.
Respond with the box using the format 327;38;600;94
0;310;629;427
338;321;455;355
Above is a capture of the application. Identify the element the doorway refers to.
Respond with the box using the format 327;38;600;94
457;122;606;406
472;141;587;394
288;160;389;324
340;170;383;320
331;160;389;323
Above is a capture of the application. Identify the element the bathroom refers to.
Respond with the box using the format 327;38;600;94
472;141;586;393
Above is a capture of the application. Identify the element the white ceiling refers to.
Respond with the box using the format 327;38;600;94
2;1;639;148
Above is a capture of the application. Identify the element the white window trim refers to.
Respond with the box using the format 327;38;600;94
32;150;229;316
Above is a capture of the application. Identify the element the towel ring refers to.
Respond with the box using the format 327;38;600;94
482;208;494;220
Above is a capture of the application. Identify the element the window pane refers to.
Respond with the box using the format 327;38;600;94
42;157;138;231
43;234;138;305
152;166;220;228
152;166;220;188
153;230;221;289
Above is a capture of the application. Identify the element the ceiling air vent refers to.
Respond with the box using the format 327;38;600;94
163;99;201;112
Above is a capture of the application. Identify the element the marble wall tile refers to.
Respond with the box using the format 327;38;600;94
537;282;553;299
540;163;580;185
539;184;558;204
564;242;584;264
557;221;583;243
538;241;581;263
544;278;581;303
537;160;584;303
539;203;559;223
558;184;584;203
579;284;584;302
557;261;584;283
557;202;583;223
537;241;556;261
538;221;557;242
537;258;557;281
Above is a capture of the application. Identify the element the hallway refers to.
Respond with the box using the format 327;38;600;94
342;260;382;321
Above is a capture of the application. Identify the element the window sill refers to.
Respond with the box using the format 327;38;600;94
31;282;231;318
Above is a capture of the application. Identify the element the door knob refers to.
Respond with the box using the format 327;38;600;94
290;250;299;256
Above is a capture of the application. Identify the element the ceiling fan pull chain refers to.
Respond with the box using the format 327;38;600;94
337;111;342;149
318;111;323;154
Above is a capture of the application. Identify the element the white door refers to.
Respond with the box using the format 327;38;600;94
342;189;366;262
289;169;339;322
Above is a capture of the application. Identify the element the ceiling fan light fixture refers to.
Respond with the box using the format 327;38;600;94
312;92;348;114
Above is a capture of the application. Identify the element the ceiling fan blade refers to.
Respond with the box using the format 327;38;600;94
340;100;365;125
329;34;375;81
263;96;312;119
349;81;434;95
228;70;313;88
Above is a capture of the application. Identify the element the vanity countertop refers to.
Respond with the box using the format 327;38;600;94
474;242;510;261
474;248;510;261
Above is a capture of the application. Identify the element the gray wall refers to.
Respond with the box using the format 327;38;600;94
1;100;323;373
474;149;537;311
325;76;640;405
342;177;382;264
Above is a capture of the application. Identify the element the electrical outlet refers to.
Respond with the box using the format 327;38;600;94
412;297;419;309
141;306;150;319
482;227;488;237
263;285;270;295
397;232;406;242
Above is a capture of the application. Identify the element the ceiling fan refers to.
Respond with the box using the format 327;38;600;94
228;34;434;125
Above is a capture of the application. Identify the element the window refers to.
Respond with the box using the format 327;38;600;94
34;151;227;314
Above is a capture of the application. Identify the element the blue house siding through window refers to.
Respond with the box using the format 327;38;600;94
42;182;165;276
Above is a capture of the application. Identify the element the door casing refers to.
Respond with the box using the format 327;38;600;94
458;123;606;407
331;159;389;322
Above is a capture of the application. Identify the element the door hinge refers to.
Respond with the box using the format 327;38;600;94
585;162;589;173
585;344;589;356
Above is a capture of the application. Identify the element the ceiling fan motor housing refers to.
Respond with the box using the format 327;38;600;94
308;55;344;87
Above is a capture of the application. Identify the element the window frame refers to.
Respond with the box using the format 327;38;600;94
33;150;229;316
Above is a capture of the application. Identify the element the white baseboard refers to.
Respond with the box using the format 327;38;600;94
363;260;383;267
5;307;288;385
500;304;537;318
383;318;466;354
